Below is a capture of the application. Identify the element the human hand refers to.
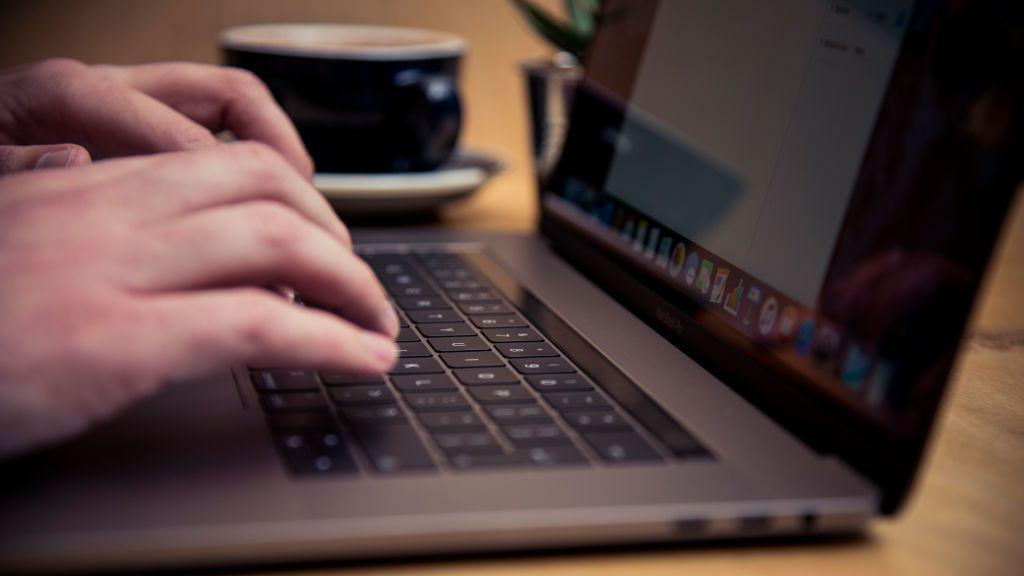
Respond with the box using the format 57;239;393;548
0;59;312;177
0;143;397;458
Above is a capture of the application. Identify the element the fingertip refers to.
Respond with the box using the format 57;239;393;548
360;330;398;370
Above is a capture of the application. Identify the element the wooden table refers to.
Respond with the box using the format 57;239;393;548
2;2;1022;573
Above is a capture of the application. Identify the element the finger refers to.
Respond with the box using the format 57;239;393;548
8;58;218;159
138;200;397;337
96;63;314;179
150;288;397;380
0;144;90;174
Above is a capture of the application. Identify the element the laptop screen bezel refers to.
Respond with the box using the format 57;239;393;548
536;0;1022;513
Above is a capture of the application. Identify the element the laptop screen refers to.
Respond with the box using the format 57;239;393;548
543;0;1021;509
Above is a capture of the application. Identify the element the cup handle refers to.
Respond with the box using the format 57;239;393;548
393;70;462;169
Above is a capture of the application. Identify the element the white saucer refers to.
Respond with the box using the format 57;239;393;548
314;150;503;217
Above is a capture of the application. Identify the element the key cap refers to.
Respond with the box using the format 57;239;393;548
439;279;484;290
329;385;395;406
395;327;420;342
428;336;490;353
452;367;519;385
397;342;431;358
440;351;504;368
563;411;633;432
389;357;445;374
544;392;612;412
353;425;436;472
260;392;327;412
404;391;471;412
502;424;571;446
583;432;661;463
433;432;502;455
520;445;588;466
397;297;450;310
252;369;318;392
467;385;536;405
481;328;544;343
496;343;559;358
458;302;513;315
525;374;593;391
449;290;499;302
391;374;457;392
485;404;553;424
430;268;474;280
417;322;475;337
320;373;386;386
470;314;528;328
419;411;485;431
267;412;337;431
448;451;534;470
339;404;407;426
282;447;358;475
510;358;575;374
381;273;424;287
387;284;439;298
408;310;462;324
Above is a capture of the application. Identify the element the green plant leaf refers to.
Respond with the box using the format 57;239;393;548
565;0;600;37
512;0;589;56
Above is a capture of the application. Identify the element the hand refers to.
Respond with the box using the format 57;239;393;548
0;59;312;177
0;143;398;458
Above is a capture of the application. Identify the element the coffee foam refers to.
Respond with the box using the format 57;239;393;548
220;24;466;61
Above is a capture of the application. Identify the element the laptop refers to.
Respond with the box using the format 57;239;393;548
2;0;1021;572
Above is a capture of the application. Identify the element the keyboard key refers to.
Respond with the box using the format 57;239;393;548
352;425;436;472
495;343;559;358
417;322;475;337
485;404;553;424
267;412;337;431
405;391;471;412
583;432;662;463
448;451;534;470
544;392;612;412
282;447;358;475
448;290;499;302
419;411;485;431
519;445;588;467
430;268;474;280
339;404;407;426
320;373;385;386
396;297;450;310
525;374;593;391
440;351;504;368
260;392;327;412
428;336;490;353
408;310;462;324
385;284;437;298
510;358;575;374
395;327;420;342
389;358;445;374
458;302;513;315
433;432;502;455
502;424;571;446
252;369;319;392
481;328;544;343
329;385;395;406
467;385;536;405
397;341;431;358
452;367;519;385
563;411;633;432
439;279;484;290
391;374;457;392
470;314;528;328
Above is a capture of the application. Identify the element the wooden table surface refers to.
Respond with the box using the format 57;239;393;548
2;2;1022;574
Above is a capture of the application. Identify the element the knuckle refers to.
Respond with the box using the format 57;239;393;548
227;140;284;172
31;57;89;81
247;201;307;255
223;67;269;96
233;290;281;351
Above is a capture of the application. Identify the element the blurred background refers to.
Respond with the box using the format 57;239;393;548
0;0;567;231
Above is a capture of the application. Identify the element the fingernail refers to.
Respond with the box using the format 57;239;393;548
35;148;74;169
361;331;397;366
378;305;400;338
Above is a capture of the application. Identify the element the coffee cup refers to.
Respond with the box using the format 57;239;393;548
221;24;465;173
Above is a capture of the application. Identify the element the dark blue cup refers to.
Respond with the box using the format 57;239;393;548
221;24;464;173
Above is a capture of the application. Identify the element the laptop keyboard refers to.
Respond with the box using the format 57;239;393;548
249;251;709;476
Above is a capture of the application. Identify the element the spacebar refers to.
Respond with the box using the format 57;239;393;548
352;425;437;473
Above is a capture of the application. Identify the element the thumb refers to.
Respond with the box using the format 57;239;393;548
0;144;91;175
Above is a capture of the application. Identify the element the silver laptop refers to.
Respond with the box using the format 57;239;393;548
3;0;1021;572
